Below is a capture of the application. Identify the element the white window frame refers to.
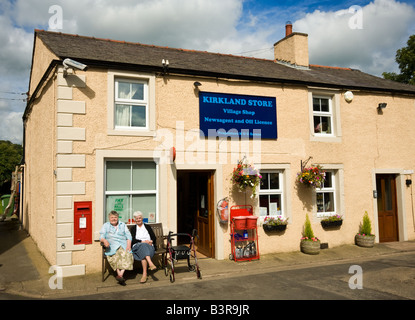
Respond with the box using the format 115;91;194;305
107;70;156;137
114;78;149;130
316;170;336;217
312;95;333;137
308;88;342;142
314;165;345;219
104;160;158;224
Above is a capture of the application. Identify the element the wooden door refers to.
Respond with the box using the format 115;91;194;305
195;172;214;257
376;174;399;242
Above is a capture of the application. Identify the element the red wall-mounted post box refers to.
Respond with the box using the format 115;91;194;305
74;201;92;245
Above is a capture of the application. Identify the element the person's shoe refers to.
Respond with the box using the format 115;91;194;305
116;276;126;286
140;276;147;284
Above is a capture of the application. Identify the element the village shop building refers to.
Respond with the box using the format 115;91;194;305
23;26;415;276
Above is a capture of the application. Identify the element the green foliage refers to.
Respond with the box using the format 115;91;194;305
383;34;415;85
360;211;373;236
303;214;315;239
0;140;23;187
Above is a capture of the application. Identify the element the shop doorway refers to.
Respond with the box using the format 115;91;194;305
376;174;399;242
177;170;215;257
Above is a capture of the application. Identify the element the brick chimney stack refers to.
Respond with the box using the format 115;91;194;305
285;21;292;37
274;22;309;68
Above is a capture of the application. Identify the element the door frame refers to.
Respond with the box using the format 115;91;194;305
170;163;224;259
372;169;408;243
176;170;215;257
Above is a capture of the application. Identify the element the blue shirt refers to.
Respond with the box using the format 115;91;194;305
99;221;132;256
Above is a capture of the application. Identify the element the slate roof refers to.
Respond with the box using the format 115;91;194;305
35;30;415;95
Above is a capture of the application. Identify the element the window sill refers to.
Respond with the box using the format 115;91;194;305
107;129;156;137
310;135;341;143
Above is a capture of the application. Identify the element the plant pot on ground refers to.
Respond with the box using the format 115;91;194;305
355;211;375;248
300;214;320;255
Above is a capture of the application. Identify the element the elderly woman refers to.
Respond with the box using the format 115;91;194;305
100;211;133;286
130;211;157;283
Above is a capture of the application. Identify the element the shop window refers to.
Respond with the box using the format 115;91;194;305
105;161;157;223
316;170;336;216
259;171;285;218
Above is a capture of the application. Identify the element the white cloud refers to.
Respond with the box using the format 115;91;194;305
0;111;23;144
293;0;415;75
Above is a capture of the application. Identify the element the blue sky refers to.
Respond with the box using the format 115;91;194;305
1;0;414;144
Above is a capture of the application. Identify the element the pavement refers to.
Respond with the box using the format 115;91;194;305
1;218;415;299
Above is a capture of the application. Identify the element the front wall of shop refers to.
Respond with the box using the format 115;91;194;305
67;68;415;272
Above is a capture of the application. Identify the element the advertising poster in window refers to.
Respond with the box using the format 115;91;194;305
199;92;277;139
106;195;129;222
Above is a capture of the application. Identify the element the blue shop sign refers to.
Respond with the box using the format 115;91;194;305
199;92;277;139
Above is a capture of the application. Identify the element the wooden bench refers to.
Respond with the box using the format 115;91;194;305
102;222;166;282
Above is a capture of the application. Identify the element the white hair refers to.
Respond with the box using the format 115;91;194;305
133;211;144;219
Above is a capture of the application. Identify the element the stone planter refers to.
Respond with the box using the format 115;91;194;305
263;224;287;232
355;234;375;248
300;240;321;255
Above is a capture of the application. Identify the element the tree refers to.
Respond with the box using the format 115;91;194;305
383;35;415;85
0;141;23;193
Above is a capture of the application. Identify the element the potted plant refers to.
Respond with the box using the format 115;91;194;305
262;216;288;232
300;214;320;255
321;214;343;228
355;211;375;247
297;164;325;188
231;158;262;198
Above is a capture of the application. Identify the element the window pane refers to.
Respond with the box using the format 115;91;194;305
131;105;146;127
269;173;280;190
260;173;269;189
259;195;269;214
115;104;130;126
321;116;331;133
132;194;156;221
132;162;156;190
323;171;332;188
106;195;130;223
317;192;335;213
314;116;321;133
131;83;144;100
313;98;320;111
106;162;130;191
320;98;329;112
269;194;282;215
117;81;130;99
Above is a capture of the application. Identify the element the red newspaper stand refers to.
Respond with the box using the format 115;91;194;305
229;205;259;262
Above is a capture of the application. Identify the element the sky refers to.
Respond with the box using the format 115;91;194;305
1;0;414;144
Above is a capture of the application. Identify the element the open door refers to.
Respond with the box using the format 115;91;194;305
376;174;399;242
177;171;214;257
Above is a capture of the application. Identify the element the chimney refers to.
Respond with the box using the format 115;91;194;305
274;22;309;68
285;21;292;37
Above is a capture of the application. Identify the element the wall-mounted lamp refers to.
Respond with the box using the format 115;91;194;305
378;103;387;110
162;59;169;74
193;81;202;88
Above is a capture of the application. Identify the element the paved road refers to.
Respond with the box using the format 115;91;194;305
62;251;415;302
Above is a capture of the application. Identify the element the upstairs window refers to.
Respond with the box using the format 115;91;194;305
313;96;333;135
115;79;148;129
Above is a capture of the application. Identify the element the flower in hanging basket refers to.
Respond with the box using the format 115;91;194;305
231;159;262;198
297;165;325;188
